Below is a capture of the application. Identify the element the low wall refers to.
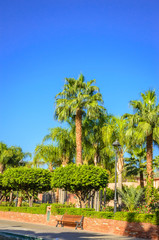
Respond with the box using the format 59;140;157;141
0;211;158;240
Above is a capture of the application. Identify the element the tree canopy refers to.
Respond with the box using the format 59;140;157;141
3;167;52;206
51;164;108;207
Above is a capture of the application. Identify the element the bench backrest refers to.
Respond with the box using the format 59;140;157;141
62;214;83;223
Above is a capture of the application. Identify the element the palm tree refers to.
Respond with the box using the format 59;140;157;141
124;90;159;203
33;144;61;171
0;142;31;173
125;146;147;188
55;74;104;165
0;142;11;173
82;113;106;166
102;116;132;208
43;127;75;166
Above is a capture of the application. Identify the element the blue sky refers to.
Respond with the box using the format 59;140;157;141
0;0;159;159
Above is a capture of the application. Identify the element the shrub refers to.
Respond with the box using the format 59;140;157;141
118;186;143;211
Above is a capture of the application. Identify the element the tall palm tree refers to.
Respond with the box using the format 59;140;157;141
124;90;159;203
43;127;75;166
55;74;104;165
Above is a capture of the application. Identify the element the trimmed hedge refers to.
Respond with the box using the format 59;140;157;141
0;204;48;214
114;212;159;225
0;203;158;225
50;206;159;225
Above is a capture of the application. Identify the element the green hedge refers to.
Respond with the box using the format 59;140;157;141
0;204;158;225
0;204;48;214
114;212;159;225
50;206;159;225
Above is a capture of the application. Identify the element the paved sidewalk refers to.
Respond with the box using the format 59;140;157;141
0;219;146;240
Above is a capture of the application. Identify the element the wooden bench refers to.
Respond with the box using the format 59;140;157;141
56;214;84;230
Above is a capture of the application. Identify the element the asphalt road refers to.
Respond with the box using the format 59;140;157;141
0;219;146;240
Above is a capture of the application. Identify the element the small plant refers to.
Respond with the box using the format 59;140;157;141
118;186;143;211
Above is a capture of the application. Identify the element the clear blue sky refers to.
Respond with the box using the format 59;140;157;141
0;0;159;159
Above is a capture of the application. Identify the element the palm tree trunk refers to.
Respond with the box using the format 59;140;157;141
62;156;69;166
117;149;124;210
140;170;144;188
75;109;83;165
146;133;153;204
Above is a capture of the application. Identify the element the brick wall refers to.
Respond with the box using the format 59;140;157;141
0;211;158;240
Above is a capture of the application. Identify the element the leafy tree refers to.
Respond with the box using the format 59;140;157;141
0;174;12;204
3;167;52;206
51;164;108;208
118;186;143;211
55;74;104;165
124;90;159;204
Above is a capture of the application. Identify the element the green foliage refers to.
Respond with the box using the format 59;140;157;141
124;90;159;204
51;164;108;190
125;146;146;178
55;74;105;122
118;186;143;211
3;167;51;192
51;164;108;207
2;167;52;206
105;188;114;202
0;205;47;214
114;211;159;225
43;127;75;166
33;144;61;170
0;142;31;173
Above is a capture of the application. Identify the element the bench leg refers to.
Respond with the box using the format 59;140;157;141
75;223;83;230
56;221;63;227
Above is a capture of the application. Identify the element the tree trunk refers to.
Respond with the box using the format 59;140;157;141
140;170;144;188
17;197;22;207
75;109;83;165
9;190;13;204
146;133;153;205
0;164;4;174
94;153;98;166
117;149;124;210
29;196;34;207
48;163;53;172
94;191;99;211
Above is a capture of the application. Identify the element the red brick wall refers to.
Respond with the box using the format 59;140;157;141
0;211;158;240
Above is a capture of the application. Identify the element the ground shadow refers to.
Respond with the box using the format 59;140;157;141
0;219;142;240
